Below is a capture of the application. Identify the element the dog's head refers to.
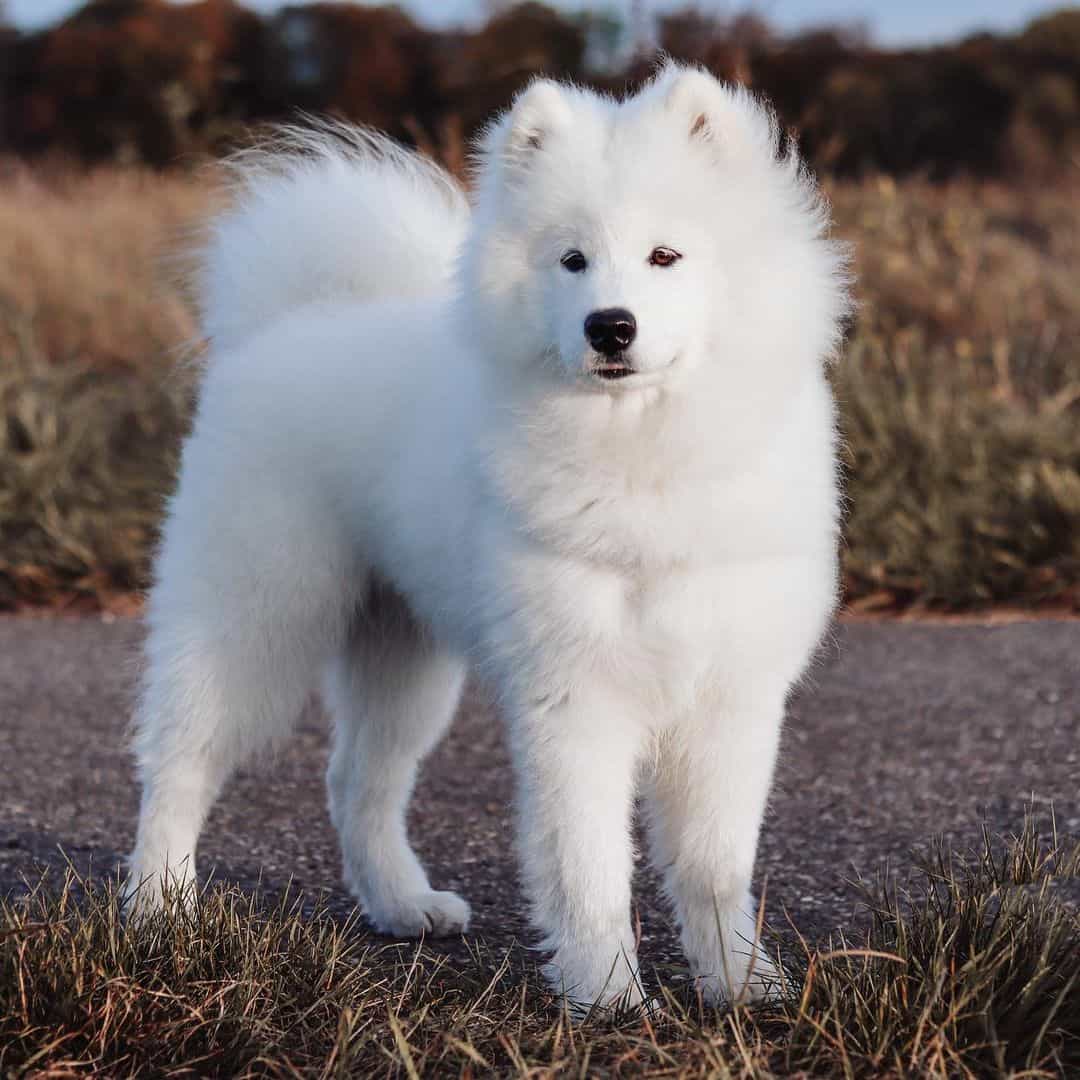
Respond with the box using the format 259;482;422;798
458;63;849;402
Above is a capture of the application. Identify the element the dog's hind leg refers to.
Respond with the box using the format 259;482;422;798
323;585;468;937
127;481;355;912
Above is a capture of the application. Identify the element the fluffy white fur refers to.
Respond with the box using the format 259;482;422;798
128;64;850;1013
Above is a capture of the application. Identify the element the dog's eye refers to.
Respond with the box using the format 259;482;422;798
560;250;588;273
648;247;682;268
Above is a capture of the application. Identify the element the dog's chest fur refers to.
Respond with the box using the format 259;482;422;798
489;385;743;567
477;422;747;713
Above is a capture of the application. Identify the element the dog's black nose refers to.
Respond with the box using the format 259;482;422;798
584;308;636;355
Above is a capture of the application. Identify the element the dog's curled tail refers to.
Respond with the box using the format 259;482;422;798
198;121;470;353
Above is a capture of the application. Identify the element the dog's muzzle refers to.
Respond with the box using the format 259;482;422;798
590;355;635;380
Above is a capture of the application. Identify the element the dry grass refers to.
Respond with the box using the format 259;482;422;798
0;163;207;371
830;178;1080;609
2;817;1078;1076
0;164;1077;611
0;164;207;609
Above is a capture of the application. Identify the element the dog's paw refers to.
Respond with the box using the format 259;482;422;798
554;978;651;1022
367;889;471;938
693;944;791;1007
543;944;646;1020
121;860;197;920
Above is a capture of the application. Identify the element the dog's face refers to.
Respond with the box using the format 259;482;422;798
460;64;848;402
539;157;716;390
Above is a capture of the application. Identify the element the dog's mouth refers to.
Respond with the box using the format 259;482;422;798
578;351;677;391
589;353;635;381
593;364;634;381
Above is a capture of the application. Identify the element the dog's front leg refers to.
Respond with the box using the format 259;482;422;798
508;684;647;1014
644;691;787;1006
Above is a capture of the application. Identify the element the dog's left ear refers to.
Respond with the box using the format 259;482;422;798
660;66;728;144
654;64;775;163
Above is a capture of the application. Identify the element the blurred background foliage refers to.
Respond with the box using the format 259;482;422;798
0;1;1077;613
3;0;1080;178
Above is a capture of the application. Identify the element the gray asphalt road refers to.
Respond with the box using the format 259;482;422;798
1;616;1077;966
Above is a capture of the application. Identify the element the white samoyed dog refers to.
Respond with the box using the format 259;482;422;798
128;62;849;1012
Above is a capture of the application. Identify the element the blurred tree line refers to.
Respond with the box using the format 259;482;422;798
1;0;1079;178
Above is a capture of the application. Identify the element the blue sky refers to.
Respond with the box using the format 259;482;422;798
7;0;1057;46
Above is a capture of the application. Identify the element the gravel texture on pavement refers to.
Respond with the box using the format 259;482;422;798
1;616;1077;968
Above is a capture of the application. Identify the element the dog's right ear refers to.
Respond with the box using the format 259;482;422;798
501;79;572;160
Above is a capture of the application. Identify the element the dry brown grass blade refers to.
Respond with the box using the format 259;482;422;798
2;815;1078;1076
